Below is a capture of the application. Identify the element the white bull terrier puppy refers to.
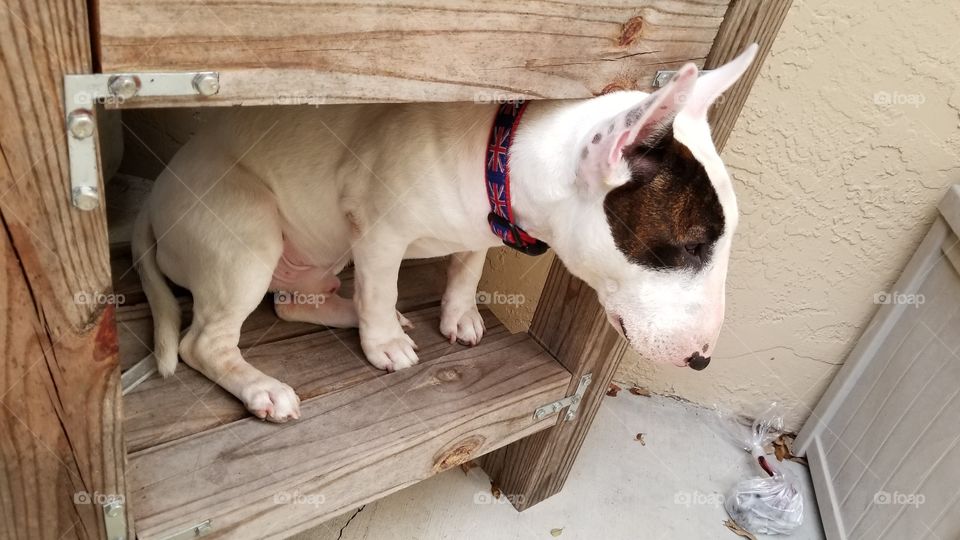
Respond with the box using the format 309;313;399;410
133;45;758;422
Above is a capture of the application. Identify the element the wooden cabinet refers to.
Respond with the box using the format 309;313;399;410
0;1;789;538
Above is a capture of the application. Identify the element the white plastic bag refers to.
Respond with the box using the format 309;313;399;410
721;404;804;535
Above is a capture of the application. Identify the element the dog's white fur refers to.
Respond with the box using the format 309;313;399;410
133;46;757;422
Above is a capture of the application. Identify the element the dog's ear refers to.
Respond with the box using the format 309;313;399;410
577;63;698;190
678;43;758;122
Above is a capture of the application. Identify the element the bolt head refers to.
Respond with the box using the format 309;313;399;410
67;111;95;139
108;75;139;100
72;186;99;211
193;73;220;96
534;409;546;420
565;410;575;421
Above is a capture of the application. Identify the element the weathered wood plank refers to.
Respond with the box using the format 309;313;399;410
481;0;793;511
127;318;571;539
704;0;792;149
123;305;508;452
479;258;627;510
0;0;130;538
97;0;728;107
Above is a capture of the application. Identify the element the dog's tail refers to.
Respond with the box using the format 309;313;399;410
132;207;181;377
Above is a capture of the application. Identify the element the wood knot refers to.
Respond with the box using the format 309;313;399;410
434;367;462;383
433;435;485;472
618;16;644;47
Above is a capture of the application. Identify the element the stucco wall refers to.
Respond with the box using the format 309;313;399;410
482;0;960;430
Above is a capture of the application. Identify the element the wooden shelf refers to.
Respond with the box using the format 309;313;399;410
117;260;572;539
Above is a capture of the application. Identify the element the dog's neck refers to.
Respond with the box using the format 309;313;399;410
499;94;651;266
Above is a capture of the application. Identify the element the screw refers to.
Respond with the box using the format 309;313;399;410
193;73;220;96
534;409;546;420
67;111;95;139
570;395;580;405
108;75;139;100
565;410;576;421
72;186;99;211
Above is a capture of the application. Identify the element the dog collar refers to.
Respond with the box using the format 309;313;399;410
484;102;549;256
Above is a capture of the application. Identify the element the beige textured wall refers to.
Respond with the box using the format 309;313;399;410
482;0;960;430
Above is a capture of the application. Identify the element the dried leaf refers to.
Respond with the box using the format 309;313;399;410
460;460;478;475
550;528;563;537
490;481;502;500
723;519;757;540
629;386;651;397
772;434;807;465
635;433;646;446
606;383;622;397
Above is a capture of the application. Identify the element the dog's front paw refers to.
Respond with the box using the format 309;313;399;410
440;305;485;347
241;377;301;423
361;330;419;372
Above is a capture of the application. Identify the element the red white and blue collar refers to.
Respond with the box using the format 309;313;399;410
485;101;549;256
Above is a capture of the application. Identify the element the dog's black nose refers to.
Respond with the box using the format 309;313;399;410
686;352;711;371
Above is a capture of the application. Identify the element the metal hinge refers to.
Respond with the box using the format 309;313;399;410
101;499;126;540
533;373;592;422
159;520;213;540
652;69;713;88
63;71;221;211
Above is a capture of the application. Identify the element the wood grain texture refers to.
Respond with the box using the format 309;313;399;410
0;0;130;538
123;305;509;452
704;0;793;149
481;0;792;511
480;258;627;510
96;0;728;107
127;311;570;539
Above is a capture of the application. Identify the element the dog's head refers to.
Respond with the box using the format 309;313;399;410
544;46;757;370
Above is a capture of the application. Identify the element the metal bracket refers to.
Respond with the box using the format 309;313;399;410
533;373;592;422
652;69;713;88
101;499;127;540
159;520;213;540
63;71;221;211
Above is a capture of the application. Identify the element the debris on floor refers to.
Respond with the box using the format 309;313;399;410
724;518;758;540
550;528;563;537
490;481;502;500
722;404;804;536
629;386;651;397
606;383;622;397
635;433;646;446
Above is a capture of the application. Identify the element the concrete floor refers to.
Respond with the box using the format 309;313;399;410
292;390;824;540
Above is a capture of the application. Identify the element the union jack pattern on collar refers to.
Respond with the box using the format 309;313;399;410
484;101;549;256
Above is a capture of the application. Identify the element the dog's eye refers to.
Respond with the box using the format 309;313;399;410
684;243;704;259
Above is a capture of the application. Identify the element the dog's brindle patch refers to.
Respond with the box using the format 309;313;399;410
604;132;724;271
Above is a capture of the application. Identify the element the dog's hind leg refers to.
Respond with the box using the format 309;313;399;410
151;154;299;422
